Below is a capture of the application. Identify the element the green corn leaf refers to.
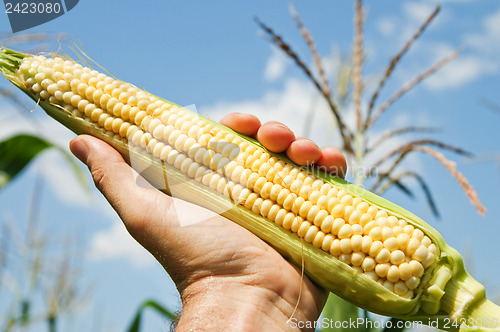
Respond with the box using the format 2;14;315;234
127;299;177;332
0;134;53;189
0;133;88;191
360;310;378;332
383;317;406;332
320;294;360;332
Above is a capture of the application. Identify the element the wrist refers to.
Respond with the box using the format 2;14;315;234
176;276;313;331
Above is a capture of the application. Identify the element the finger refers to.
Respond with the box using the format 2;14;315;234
219;113;261;137
316;147;348;178
286;137;322;166
69;135;169;232
256;121;295;153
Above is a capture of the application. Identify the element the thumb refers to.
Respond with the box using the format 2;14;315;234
69;135;172;235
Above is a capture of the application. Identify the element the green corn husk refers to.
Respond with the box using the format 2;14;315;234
1;48;498;331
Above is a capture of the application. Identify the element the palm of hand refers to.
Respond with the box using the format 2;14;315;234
141;196;328;321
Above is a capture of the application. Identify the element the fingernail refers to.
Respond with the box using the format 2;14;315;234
276;123;292;131
69;138;89;163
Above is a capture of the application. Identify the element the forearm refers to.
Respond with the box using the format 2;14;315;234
176;276;313;332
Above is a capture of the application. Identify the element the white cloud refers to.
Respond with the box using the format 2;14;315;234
37;150;93;205
425;56;497;90
394;6;500;92
88;222;157;267
403;2;436;23
465;9;500;55
0;106;72;142
202;77;342;148
264;47;288;81
421;8;500;91
377;18;396;37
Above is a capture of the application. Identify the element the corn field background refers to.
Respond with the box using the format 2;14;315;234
0;1;499;331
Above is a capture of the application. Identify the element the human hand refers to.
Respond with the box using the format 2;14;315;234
70;112;347;331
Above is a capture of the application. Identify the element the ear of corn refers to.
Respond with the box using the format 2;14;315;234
1;48;499;330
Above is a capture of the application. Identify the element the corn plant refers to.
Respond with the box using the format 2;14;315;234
255;1;488;330
0;174;86;332
0;33;88;332
126;299;177;332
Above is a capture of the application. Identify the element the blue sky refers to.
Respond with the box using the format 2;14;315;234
1;0;500;331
